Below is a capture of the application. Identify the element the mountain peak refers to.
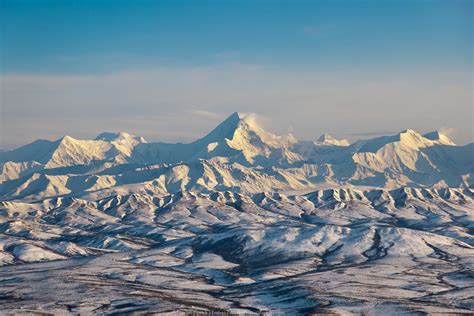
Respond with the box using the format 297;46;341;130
185;112;299;164
423;131;455;145
228;111;253;120
199;112;266;143
399;128;422;140
316;133;350;146
235;112;260;126
353;129;426;152
229;111;244;119
396;129;455;149
1;118;471;192
318;133;340;142
58;135;79;144
95;132;143;142
226;111;242;122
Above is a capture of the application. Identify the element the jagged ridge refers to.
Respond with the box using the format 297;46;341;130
0;113;472;200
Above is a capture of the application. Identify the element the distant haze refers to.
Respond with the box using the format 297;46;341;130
1;66;472;149
1;0;472;149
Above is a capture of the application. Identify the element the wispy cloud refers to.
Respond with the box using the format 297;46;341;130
439;127;457;138
190;110;224;120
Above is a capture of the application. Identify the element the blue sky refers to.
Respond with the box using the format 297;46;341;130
0;0;472;148
1;0;471;73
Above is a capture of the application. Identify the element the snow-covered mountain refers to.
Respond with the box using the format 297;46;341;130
0;187;473;313
1;112;473;314
315;133;351;146
0;112;472;200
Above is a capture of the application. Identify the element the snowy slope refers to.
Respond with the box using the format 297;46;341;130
0;113;473;313
0;187;473;313
0;113;472;200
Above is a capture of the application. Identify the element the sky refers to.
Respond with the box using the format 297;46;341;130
0;0;472;149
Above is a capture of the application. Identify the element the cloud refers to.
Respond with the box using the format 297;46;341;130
439;127;457;137
1;64;472;149
190;110;224;120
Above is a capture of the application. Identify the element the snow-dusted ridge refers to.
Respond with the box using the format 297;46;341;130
0;112;472;199
0;113;473;314
0;186;473;313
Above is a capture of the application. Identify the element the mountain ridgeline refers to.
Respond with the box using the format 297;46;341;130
1;112;472;200
1;112;474;314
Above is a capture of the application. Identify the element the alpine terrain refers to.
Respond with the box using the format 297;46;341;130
0;112;473;314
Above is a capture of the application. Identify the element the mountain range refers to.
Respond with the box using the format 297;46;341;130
1;112;473;313
0;112;472;201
